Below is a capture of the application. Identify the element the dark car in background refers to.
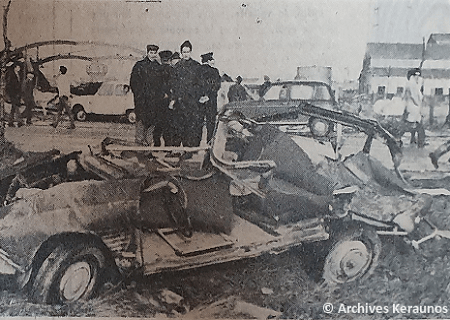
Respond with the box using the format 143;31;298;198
224;80;338;137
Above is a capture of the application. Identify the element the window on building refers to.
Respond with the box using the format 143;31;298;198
396;87;404;95
377;86;385;95
435;88;444;96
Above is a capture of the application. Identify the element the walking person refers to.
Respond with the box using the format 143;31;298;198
199;52;221;143
52;65;75;129
6;62;23;127
130;44;164;146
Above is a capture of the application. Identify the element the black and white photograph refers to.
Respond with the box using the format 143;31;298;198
1;0;450;318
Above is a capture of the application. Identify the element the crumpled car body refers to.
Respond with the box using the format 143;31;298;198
0;103;437;302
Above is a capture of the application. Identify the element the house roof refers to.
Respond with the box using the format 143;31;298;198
366;43;423;60
427;33;450;46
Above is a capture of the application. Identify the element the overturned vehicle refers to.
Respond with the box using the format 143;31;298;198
0;103;444;304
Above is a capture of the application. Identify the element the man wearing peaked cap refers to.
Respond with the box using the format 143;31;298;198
156;49;173;146
170;52;181;66
158;50;172;64
130;43;164;146
199;51;221;143
201;52;214;64
147;44;159;52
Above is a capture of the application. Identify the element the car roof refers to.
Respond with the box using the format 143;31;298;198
245;80;331;88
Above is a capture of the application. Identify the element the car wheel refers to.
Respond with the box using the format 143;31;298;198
126;109;136;124
308;117;333;137
322;227;381;284
72;105;87;122
29;241;107;304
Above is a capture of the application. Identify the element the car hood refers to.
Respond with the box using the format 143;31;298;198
0;178;143;269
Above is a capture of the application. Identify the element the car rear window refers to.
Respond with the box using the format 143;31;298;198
290;84;314;100
263;86;282;100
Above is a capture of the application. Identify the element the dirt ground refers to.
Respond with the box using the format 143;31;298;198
2;123;450;319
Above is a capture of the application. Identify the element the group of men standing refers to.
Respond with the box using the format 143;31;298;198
5;58;36;127
130;40;221;147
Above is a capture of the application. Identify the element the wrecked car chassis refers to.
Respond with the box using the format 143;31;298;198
0;103;446;305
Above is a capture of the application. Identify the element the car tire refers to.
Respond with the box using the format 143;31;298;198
308;117;333;137
29;240;108;304
322;226;381;284
72;104;87;122
126;109;136;124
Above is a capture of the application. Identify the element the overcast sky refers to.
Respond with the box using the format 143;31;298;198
3;0;450;82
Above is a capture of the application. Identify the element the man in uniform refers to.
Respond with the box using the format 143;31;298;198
199;52;221;143
130;44;164;146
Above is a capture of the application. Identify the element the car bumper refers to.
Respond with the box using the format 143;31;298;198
0;248;22;274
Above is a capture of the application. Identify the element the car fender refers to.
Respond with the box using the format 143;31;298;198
0;178;143;272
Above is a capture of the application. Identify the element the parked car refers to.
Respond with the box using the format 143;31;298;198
224;80;338;137
33;82;136;124
0;104;444;305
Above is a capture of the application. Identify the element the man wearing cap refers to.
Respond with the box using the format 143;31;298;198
130;44;164;145
170;52;181;67
169;40;203;147
402;67;425;148
199;52;221;143
156;50;173;146
227;75;251;103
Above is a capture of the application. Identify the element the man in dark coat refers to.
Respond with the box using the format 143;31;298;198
6;62;23;127
199;52;221;143
157;50;173;146
227;75;250;102
170;40;203;147
130;44;164;146
22;71;36;125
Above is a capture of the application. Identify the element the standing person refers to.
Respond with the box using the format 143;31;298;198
157;50;173;146
199;52;221;143
22;71;36;125
172;40;202;147
164;52;183;146
227;75;250;102
259;75;271;99
52;66;75;129
402;67;425;148
130;44;164;146
6;62;23;127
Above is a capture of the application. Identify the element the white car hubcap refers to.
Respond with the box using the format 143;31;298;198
59;261;92;301
324;240;371;282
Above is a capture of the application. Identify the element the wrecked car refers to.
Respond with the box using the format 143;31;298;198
223;80;338;137
0;102;445;304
